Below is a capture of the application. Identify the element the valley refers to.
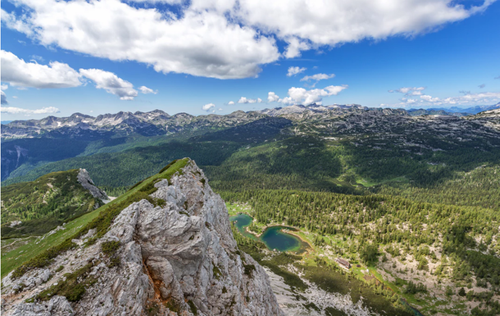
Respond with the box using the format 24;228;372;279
2;105;500;316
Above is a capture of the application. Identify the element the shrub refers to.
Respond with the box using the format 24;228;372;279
101;241;120;256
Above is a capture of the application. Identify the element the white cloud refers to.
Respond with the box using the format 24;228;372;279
443;92;500;105
268;92;280;102
389;87;426;96
4;1;492;78
202;103;215;111
31;55;44;62
284;37;311;58
1;9;34;36
391;91;500;107
228;101;235;105
79;69;138;100
401;98;417;104
287;66;306;77
301;73;335;87
280;85;348;105
1;50;82;88
301;73;335;82
3;0;279;79
238;97;262;104
139;86;157;94
1;106;60;115
420;95;440;102
237;0;493;57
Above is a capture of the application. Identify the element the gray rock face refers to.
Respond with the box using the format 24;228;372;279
77;168;109;201
2;159;283;316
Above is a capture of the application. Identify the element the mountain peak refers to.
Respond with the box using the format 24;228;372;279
2;159;283;316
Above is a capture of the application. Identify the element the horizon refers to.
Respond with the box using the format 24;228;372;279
2;101;500;123
1;0;500;120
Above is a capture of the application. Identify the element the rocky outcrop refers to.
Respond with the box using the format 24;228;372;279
1;159;283;316
77;169;109;201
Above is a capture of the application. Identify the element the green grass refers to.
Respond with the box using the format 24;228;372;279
1;207;101;278
4;158;190;279
1;169;100;238
356;176;408;188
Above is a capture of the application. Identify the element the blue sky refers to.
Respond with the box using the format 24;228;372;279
1;0;500;120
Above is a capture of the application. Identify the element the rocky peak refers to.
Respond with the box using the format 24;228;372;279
1;159;283;316
76;169;109;202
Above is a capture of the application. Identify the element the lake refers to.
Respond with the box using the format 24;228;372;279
230;213;309;253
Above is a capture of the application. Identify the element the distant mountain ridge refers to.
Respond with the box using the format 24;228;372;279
2;103;500;183
406;102;500;116
1;109;266;139
4;102;499;140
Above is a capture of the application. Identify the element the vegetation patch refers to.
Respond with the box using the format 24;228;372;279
37;262;96;302
1;169;99;239
243;264;255;277
187;300;198;315
213;264;222;280
12;159;189;279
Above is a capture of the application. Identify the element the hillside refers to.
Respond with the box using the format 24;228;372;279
4;106;500;209
1;159;283;315
1;169;108;239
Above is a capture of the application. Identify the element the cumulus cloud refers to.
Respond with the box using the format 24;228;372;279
268;92;280;102
79;69;138;100
238;97;262;104
287;66;306;77
228;101;235;105
1;106;60;115
420;95;440;102
284;37;311;58
2;0;279;79
202;103;215;111
3;1;493;78
237;0;494;57
1;51;143;100
280;85;348;105
139;86;157;94
1;50;82;89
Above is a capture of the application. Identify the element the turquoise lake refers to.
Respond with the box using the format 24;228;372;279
230;213;308;253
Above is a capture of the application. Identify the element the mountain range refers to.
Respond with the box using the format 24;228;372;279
2;103;500;316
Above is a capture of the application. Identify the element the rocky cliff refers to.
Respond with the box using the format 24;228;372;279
77;168;109;202
1;159;283;316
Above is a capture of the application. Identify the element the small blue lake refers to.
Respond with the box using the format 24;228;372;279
230;213;309;253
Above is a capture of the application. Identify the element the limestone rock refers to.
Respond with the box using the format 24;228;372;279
2;159;283;316
77;169;109;201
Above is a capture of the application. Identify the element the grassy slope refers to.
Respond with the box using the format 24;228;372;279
1;169;100;238
1;206;101;278
1;158;189;279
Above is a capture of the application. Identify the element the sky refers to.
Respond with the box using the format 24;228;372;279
1;0;500;120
